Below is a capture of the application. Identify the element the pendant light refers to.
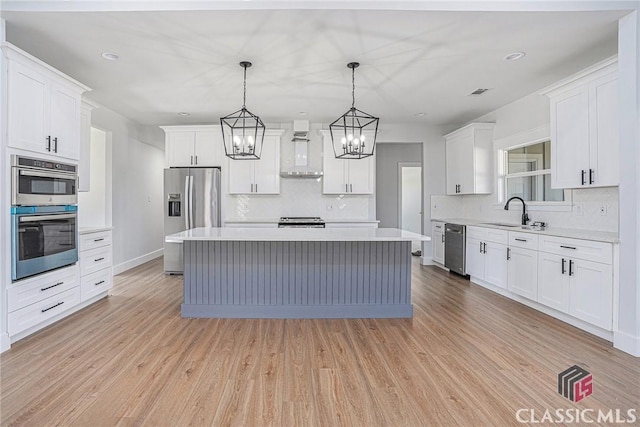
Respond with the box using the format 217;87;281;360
329;62;379;159
220;61;266;160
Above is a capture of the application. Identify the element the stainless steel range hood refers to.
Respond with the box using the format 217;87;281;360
280;120;324;178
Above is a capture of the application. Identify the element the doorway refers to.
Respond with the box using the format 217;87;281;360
398;162;423;253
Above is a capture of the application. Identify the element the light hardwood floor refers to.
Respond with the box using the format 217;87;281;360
1;258;638;426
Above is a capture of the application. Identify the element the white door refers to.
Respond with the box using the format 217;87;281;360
399;164;422;252
227;158;254;194
348;156;374;194
445;136;463;195
49;82;80;160
484;242;508;289
569;259;613;329
507;247;538;300
167;131;196;167
550;86;590;189
537;252;570;313
253;135;280;194
432;222;445;264
322;138;347;194
589;73;618;187
194;130;223;167
465;237;485;280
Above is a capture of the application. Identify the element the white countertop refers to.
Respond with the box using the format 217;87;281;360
166;227;429;242
431;218;619;243
79;226;113;235
224;218;379;224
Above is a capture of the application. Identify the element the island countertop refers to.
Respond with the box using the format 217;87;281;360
166;227;430;242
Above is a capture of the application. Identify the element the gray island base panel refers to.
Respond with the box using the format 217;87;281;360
181;240;413;319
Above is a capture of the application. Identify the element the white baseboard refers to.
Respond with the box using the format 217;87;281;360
614;330;640;357
113;248;163;275
0;332;10;353
421;256;434;265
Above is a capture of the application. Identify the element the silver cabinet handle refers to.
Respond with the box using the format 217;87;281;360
350;184;353;193
195;155;198;165
345;183;348;193
255;183;257;193
53;137;58;153
46;135;52;151
190;155;194;165
507;248;511;260
441;234;444;243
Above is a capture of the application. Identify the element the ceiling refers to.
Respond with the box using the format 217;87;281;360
0;5;628;130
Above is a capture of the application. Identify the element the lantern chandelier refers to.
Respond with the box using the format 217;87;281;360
220;61;266;160
329;62;379;159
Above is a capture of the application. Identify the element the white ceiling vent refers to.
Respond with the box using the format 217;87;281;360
468;88;491;96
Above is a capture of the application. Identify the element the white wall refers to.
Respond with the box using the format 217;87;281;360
91;106;165;274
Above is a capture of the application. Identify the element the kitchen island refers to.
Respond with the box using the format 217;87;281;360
166;227;429;319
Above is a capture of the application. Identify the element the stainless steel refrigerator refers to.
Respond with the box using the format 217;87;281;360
164;167;221;274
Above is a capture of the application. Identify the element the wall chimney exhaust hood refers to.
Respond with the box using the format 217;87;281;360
280;120;324;178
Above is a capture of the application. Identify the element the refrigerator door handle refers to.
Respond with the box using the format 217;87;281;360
189;175;194;230
184;175;190;229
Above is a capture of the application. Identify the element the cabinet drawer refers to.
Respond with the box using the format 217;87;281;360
467;226;508;244
79;230;112;251
8;266;78;312
509;232;538;250
8;287;81;336
432;221;445;234
81;268;112;301
80;246;112;276
538;235;612;264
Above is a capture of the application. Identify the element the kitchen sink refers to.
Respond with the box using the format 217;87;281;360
480;223;521;228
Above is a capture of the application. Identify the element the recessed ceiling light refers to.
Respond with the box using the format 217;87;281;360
101;52;120;61
178;112;190;116
298;111;308;116
504;52;526;61
415;112;426;117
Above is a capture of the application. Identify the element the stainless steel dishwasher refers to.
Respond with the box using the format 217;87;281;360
444;223;467;276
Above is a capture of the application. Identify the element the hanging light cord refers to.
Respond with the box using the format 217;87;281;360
351;66;356;109
242;65;247;108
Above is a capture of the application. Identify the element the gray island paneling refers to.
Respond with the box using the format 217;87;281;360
166;227;429;319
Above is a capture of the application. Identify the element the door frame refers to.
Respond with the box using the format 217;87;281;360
397;161;423;235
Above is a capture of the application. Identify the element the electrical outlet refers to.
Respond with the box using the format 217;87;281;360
326;204;333;211
574;203;583;216
599;205;607;216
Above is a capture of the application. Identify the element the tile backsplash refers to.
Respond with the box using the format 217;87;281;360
431;186;619;233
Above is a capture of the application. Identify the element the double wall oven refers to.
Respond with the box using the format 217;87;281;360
11;155;79;281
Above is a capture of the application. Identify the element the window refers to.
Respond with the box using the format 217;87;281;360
502;141;564;203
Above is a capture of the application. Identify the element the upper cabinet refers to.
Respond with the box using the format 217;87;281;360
320;130;375;195
542;57;618;189
228;130;283;194
161;125;224;167
3;43;90;161
78;99;98;192
444;123;494;195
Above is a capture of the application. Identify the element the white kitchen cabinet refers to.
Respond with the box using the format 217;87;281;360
537;252;570;312
466;226;508;289
161;125;224;167
3;43;89;160
506;232;539;301
321;131;374;194
444;123;494;195
543;57;618;189
78;99;98;192
569;259;613;330
227;130;283;194
431;221;445;264
79;229;113;302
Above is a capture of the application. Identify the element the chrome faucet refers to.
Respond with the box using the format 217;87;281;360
504;196;530;225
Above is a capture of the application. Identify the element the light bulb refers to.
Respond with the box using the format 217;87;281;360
248;135;254;146
353;138;360;146
233;135;241;147
347;134;354;142
341;137;347;147
360;134;366;142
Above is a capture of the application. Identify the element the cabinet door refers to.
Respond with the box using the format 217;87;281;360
227;158;254;194
166;131;196;167
432;224;445;264
323;139;348;194
589;73;618;187
569;259;612;330
194;130;223;167
507;247;538;300
550;86;590;189
537;252;570;313
253;135;280;194
445;135;463;195
484;242;508;289
7;61;49;154
78;105;91;191
49;82;81;160
347;156;374;194
465;237;485;280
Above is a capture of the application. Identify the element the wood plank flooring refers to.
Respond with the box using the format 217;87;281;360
1;258;639;426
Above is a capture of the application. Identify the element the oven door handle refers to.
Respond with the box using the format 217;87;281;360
19;169;75;180
19;213;76;222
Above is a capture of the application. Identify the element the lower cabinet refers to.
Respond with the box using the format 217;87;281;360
538;251;613;330
432;221;445;264
7;265;80;336
79;229;113;301
465;226;508;289
506;246;538;300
